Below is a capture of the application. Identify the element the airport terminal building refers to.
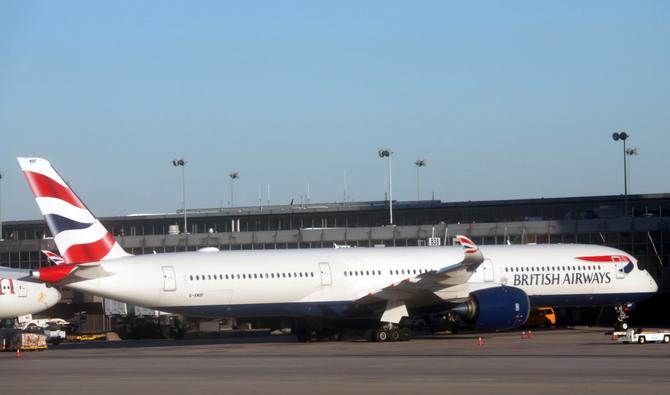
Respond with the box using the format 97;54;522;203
1;192;669;331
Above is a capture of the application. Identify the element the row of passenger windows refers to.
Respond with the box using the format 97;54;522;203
344;269;432;277
190;272;315;281
189;265;606;282
505;265;603;273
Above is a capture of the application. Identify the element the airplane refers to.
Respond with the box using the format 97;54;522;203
0;267;61;320
14;157;658;341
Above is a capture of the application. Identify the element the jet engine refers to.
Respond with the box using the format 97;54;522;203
451;286;530;331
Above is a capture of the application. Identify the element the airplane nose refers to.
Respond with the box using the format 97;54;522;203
649;274;659;293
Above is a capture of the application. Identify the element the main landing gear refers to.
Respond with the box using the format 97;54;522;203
293;321;343;342
292;320;414;342
368;324;412;342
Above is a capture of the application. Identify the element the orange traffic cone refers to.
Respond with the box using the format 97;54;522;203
611;334;618;341
15;348;21;358
477;337;484;346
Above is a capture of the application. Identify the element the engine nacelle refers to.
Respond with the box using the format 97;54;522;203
453;286;530;331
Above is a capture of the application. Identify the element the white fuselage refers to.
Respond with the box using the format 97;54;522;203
0;278;61;319
57;244;658;319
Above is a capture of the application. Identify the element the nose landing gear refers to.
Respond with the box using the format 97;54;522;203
614;303;635;331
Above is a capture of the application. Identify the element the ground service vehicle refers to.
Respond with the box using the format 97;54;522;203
619;328;670;344
526;307;556;328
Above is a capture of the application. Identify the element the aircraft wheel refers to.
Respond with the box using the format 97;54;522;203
388;328;400;342
399;327;413;341
374;328;389;342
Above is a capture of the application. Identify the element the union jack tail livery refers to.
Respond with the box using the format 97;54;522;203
18;158;129;265
42;250;65;265
456;236;478;254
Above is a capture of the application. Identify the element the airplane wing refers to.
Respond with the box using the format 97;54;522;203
0;266;32;280
354;235;486;323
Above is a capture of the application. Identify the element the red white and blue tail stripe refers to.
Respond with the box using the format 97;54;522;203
18;157;129;265
455;235;484;267
456;236;479;255
42;250;65;265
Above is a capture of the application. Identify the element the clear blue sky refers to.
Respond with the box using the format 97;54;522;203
1;1;669;221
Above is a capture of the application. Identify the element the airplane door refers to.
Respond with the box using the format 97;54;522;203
319;262;332;286
162;266;177;292
482;259;494;282
17;283;27;298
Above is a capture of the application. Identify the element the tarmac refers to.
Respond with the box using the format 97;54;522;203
2;328;670;394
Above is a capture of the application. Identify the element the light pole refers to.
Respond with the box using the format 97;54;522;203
229;172;239;207
172;159;187;233
612;132;629;216
414;159;427;200
378;149;393;225
625;147;639;193
0;171;3;241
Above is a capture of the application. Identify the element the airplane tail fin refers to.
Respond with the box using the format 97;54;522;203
18;157;130;264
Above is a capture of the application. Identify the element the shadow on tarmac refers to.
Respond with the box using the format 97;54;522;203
55;333;299;350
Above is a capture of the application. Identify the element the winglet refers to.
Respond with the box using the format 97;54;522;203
455;235;484;267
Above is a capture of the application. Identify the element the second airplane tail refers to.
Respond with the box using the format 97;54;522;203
18;157;130;264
